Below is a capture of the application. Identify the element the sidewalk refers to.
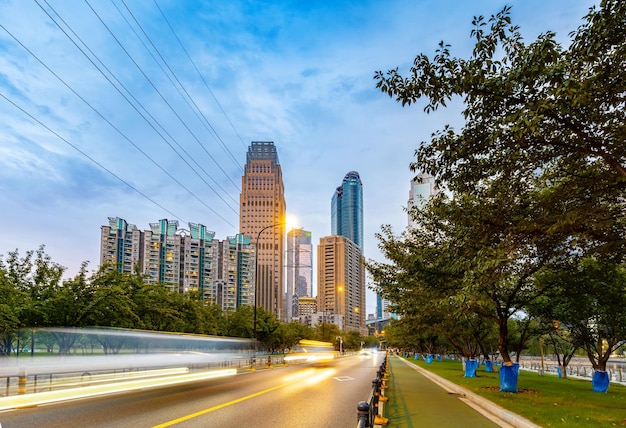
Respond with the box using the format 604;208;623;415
382;355;540;428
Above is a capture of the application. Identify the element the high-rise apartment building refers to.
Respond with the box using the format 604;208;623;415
100;217;143;274
331;171;364;251
317;235;365;333
143;219;182;292
286;228;313;321
408;173;437;229
214;234;255;311
180;222;217;295
100;218;256;312
240;141;286;320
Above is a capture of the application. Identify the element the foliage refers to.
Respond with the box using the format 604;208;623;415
533;258;626;371
370;0;626;376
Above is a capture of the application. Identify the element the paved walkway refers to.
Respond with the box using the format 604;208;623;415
382;355;528;428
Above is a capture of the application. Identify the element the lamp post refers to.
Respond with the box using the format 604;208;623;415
253;222;284;351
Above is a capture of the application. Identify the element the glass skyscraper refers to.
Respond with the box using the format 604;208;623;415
331;171;363;251
286;228;313;321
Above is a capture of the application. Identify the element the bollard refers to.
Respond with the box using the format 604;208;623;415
357;401;370;428
18;368;27;395
372;378;380;413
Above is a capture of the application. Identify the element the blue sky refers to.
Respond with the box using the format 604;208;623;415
0;0;597;315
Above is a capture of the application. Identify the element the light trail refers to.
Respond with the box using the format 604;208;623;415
152;369;321;427
0;368;237;411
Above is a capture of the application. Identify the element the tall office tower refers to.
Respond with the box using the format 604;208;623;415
240;141;286;319
214;234;256;311
143;219;182;292
408;173;437;229
286;228;313;321
317;235;365;333
180;223;217;295
100;217;143;273
331;171;364;251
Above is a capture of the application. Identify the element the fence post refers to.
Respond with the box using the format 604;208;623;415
357;401;369;428
18;368;27;394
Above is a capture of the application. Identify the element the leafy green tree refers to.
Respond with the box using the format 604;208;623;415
224;305;254;338
534;258;626;373
375;0;624;196
313;321;340;343
343;330;364;351
0;259;24;355
0;247;65;354
372;1;625;388
272;322;314;352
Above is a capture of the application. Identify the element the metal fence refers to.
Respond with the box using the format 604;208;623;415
356;354;389;428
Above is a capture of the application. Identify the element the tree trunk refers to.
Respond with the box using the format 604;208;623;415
498;317;511;364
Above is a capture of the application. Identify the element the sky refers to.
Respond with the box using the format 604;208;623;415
0;0;597;315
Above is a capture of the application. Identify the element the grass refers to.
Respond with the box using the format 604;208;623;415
404;357;626;427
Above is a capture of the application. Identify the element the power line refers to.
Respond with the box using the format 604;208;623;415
84;0;242;192
152;0;250;151
35;0;240;214
0;91;186;224
118;0;244;174
0;21;238;229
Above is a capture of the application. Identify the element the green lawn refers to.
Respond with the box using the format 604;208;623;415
404;357;626;427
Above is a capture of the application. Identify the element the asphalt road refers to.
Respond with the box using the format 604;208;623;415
0;353;384;428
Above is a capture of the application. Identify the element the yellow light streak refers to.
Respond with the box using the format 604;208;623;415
0;369;236;411
45;367;190;389
152;371;314;427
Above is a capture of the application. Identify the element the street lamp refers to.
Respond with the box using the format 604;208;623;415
253;222;285;350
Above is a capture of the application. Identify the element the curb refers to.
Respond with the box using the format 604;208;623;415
395;357;541;428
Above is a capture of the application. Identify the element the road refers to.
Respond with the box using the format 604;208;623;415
0;353;383;428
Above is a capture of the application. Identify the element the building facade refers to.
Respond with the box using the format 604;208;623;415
180;222;217;295
214;234;255;311
100;217;143;274
296;296;317;318
143;219;182;292
408;173;437;229
317;235;365;333
239;141;286;320
286;228;313;321
331;171;364;251
100;218;256;312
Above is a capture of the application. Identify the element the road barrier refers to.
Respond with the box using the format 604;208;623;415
356;354;389;428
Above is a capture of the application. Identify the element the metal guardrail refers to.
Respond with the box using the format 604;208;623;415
356;354;389;428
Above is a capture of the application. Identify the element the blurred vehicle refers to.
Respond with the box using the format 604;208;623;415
284;340;338;364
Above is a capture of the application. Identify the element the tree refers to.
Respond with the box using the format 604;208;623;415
372;0;625;392
374;0;625;257
375;1;624;187
0;247;65;355
534;258;626;391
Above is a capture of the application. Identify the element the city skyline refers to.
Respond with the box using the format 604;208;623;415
0;0;597;315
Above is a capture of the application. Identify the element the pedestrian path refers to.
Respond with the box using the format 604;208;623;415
383;355;506;428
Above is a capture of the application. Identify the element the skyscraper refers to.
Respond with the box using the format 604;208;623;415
317;235;365;333
286;228;313;321
240;141;286;320
331;171;364;251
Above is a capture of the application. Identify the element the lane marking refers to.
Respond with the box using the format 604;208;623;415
152;376;302;427
334;376;354;382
